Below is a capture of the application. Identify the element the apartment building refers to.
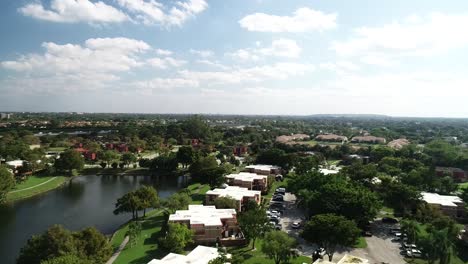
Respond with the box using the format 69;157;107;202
168;205;245;246
244;164;281;175
206;186;261;211
225;172;268;193
421;192;466;220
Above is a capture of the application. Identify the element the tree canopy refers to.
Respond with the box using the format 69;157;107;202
261;231;297;264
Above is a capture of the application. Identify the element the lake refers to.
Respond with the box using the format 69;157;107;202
0;174;180;264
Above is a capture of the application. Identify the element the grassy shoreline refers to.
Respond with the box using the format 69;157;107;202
6;175;69;202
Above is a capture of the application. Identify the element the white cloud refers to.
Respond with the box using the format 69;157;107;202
196;60;230;70
1;37;151;93
130;78;199;95
239;7;337;33
19;0;129;23
226;39;302;61
331;13;468;57
190;49;214;58
117;0;207;27
179;62;314;84
156;49;173;56
147;57;187;69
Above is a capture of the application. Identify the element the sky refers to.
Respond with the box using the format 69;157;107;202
1;0;468;117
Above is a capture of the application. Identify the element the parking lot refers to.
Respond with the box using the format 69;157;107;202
268;191;407;264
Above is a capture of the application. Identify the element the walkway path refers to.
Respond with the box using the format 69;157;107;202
106;236;129;264
8;177;58;193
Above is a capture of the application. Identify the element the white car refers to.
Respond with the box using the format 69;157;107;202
406;249;422;258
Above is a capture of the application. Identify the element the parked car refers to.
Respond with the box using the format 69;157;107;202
269;217;280;224
272;196;284;202
389;228;401;235
275;187;286;194
269;203;284;209
403;243;417;249
405;249;422;258
362;231;373;237
382;217;399;224
291;221;302;229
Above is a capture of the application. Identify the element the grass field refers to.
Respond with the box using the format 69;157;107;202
458;182;468;190
229;238;312;264
6;175;68;201
112;210;167;264
354;237;368;248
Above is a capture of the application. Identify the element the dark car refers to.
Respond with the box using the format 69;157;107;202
382;217;399;224
362;231;373;237
272;196;284;202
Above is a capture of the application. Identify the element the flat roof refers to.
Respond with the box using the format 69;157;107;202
148;245;219;264
169;205;236;226
245;164;281;171
319;168;341;175
206;186;261;201
422;192;463;207
225;172;267;182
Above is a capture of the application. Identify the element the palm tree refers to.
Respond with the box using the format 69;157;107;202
401;219;419;244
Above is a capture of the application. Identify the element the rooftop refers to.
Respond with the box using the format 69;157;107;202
314;254;369;264
148;245;220;264
225;172;268;182
169;205;236;226
206;186;261;201
319;168;341;175
421;192;463;207
245;164;281;171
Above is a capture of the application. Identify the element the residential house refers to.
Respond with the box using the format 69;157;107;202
225;172;268;193
421;192;466;220
206;186;261;211
387;138;410;150
435;167;467;182
233;146;248;156
168;205;245;246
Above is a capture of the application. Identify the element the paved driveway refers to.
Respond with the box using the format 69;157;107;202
274;193;406;264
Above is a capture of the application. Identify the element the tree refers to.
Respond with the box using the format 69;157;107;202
0;166;15;203
54;150;84;175
135;185;159;217
182;116;211;140
238;203;270;249
121;153;137;168
100;150;119;168
150;153;178;174
213;196;239;210
261;231;296;264
114;192;141;220
17;225;111;264
301;214;360;261
40;255;92;264
189;156;227;188
378;180;421;215
401;219;419;244
126;221;142;248
158;223;194;254
460;187;468;204
176;146;196;168
163;192;192;213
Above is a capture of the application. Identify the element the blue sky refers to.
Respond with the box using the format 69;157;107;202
1;0;468;117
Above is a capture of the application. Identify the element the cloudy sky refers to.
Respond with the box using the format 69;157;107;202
1;0;468;117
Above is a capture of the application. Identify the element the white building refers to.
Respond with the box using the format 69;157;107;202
421;192;466;219
5;160;25;168
206;186;261;211
148;245;220;264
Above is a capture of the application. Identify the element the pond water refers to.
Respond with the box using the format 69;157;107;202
0;175;180;264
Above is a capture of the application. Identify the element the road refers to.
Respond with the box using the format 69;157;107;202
276;193;406;264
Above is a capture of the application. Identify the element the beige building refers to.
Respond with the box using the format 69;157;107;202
148;245;221;264
421;192;466;220
225;172;268;193
206;186;261;211
351;136;386;144
315;134;348;143
245;164;281;175
168;205;244;245
314;254;369;264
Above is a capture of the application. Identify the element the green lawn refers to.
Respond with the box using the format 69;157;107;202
46;147;67;152
112;210;167;264
458;182;468;190
353;237;367;248
229;238;312;264
7;175;68;201
187;183;210;204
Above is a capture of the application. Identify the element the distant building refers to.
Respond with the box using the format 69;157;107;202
319;168;341;175
435;167;467;182
168;205;245;246
0;113;11;120
315;134;348;143
225;172;268;193
233;146;248;156
421;192;466;220
244;164;281;175
351;136;386;144
276;134;310;143
29;144;41;150
387;138;410;150
148;245;222;264
206;186;261;211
